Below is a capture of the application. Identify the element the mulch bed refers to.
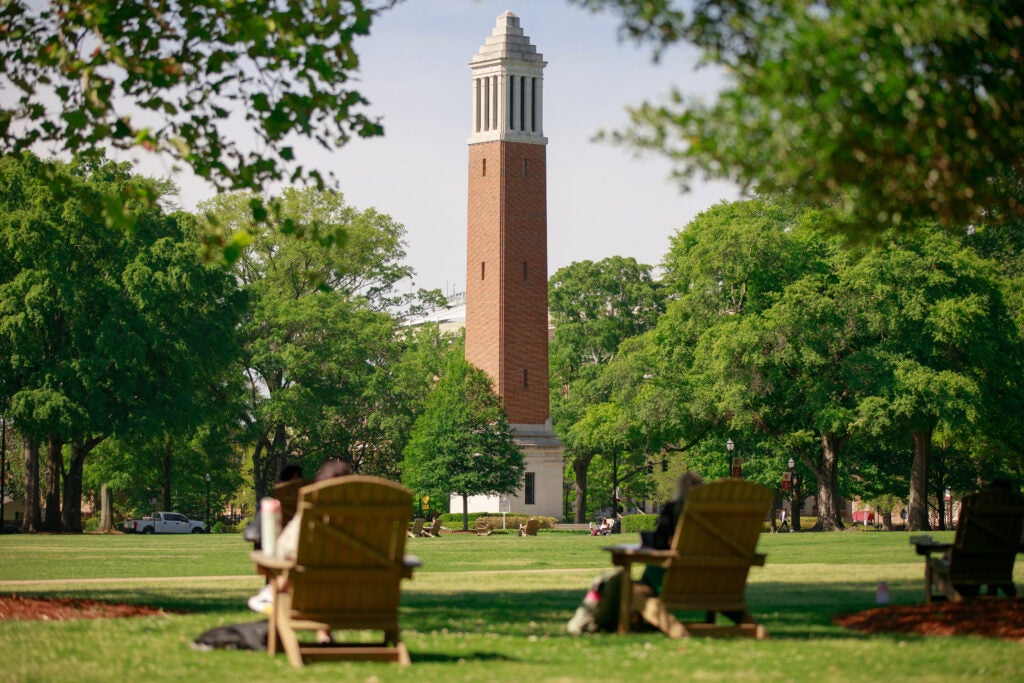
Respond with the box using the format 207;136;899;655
835;598;1024;640
0;594;169;621
3;592;1023;640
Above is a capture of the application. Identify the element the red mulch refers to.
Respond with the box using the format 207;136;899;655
0;594;169;621
3;593;1023;639
835;598;1024;640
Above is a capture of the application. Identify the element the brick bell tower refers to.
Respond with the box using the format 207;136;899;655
465;11;563;519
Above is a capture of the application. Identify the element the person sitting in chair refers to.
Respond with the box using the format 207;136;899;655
248;459;352;614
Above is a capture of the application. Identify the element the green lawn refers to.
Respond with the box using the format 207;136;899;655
1;530;1022;682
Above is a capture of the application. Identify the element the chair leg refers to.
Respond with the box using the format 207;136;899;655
639;598;688;638
274;595;304;668
267;586;279;656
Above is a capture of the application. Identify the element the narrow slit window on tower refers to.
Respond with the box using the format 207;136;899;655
523;261;528;281
522;158;527;178
531;78;537;132
519;76;526;132
523;368;528;388
482;158;486;176
482;77;490;130
509;77;515;129
474;78;481;133
491;75;498;129
481;261;486;280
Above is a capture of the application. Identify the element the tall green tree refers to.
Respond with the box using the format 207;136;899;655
203;187;413;498
548;257;663;522
850;227;1022;530
403;356;525;531
578;0;1024;231
0;1;396;215
356;324;464;480
0;153;241;531
615;198;811;480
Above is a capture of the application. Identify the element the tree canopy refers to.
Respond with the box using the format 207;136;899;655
0;0;395;196
583;0;1024;231
402;355;525;530
0;152;242;531
202;187;412;498
548;257;663;522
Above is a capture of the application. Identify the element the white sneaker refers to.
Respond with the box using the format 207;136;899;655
247;585;273;615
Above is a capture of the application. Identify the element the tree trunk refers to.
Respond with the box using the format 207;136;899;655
814;433;846;531
43;435;62;532
61;438;103;533
62;442;85;532
270;423;287;482
793;478;803;532
251;436;270;500
907;428;931;532
99;483;112;533
881;508;893;531
161;438;172;511
0;416;6;529
22;436;41;532
462;494;469;531
571;452;594;523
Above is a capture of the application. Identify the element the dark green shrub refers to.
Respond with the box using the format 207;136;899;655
438;512;558;530
621;514;657;534
212;521;237;534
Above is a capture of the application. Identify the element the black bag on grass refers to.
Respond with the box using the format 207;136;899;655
191;620;268;651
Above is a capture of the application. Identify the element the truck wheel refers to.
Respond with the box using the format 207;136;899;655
191;527;204;534
142;526;155;535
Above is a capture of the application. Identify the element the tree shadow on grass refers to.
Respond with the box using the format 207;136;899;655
402;588;581;636
410;652;519;664
11;577;927;642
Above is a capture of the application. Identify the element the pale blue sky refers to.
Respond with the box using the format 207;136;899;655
177;1;739;294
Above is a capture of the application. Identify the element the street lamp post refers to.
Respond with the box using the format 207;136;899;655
204;473;211;532
726;439;741;479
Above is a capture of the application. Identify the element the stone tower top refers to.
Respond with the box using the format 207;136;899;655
470;11;545;66
469;11;546;145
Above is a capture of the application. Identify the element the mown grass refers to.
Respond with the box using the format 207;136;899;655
1;530;1022;682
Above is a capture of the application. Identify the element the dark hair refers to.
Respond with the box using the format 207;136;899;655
316;459;352;481
277;463;304;482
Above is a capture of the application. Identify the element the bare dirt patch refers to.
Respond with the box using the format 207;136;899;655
0;594;171;621
835;598;1024;640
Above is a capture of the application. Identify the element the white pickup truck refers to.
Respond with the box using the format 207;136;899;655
123;512;206;534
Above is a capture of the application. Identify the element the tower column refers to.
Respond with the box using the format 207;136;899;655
465;10;563;521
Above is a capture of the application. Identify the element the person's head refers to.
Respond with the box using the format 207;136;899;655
277;463;305;482
675;471;703;500
316;459;352;481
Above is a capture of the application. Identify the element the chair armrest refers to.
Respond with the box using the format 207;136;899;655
910;537;953;557
250;551;293;572
403;554;423;568
604;544;677;568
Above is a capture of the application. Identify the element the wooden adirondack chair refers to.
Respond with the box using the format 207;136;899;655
407;518;424;538
474;518;493;536
421;518;443;537
252;475;421;667
519;518;540;536
252;478;310;557
605;479;773;638
273;478;310;528
912;488;1024;603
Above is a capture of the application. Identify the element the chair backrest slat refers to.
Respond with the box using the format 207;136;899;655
660;479;773;607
